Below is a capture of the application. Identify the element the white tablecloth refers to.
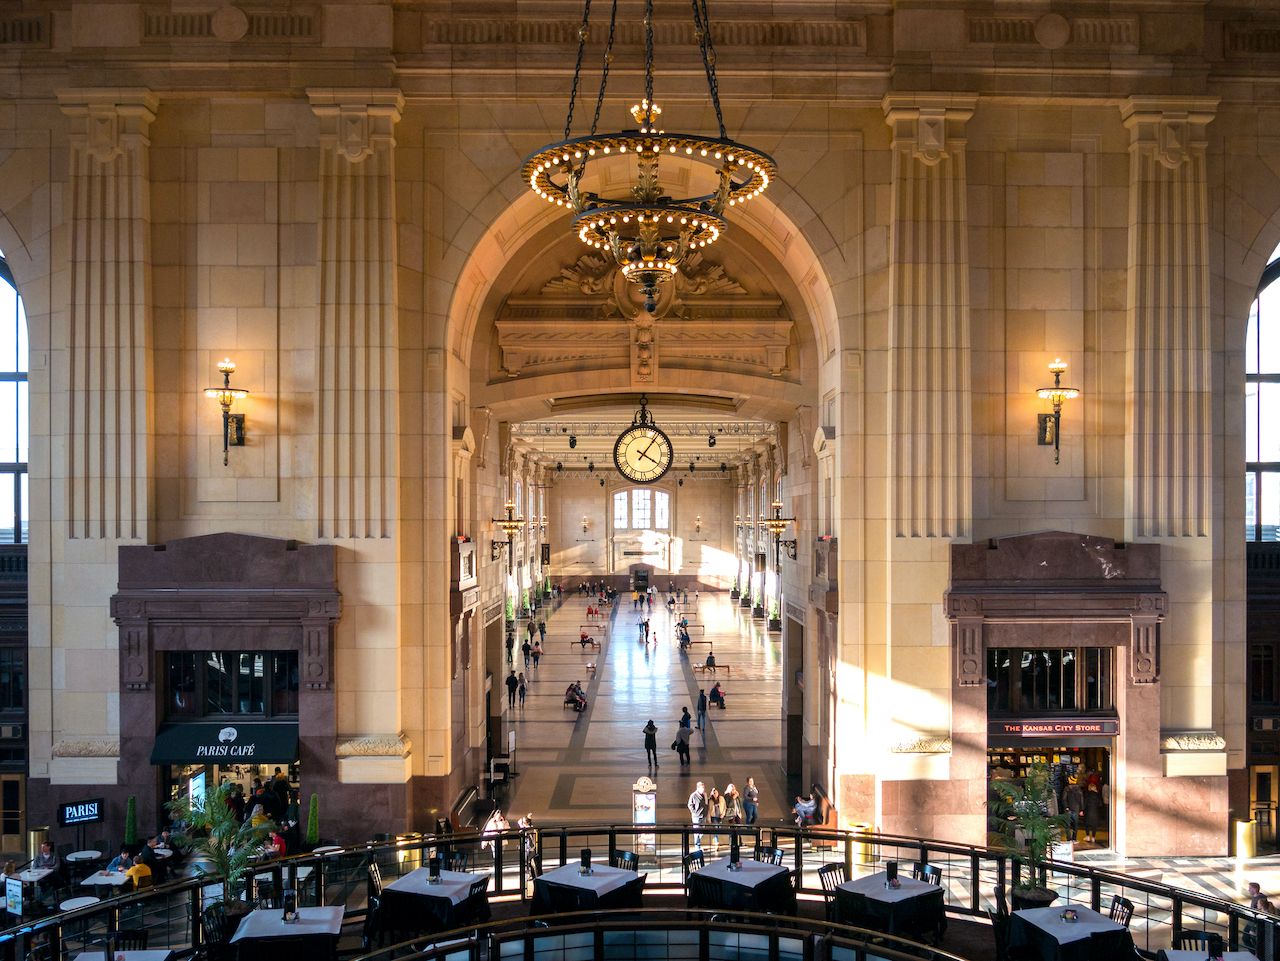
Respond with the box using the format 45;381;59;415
81;871;129;887
73;952;173;961
58;896;99;911
66;850;102;862
1161;953;1257;961
537;863;637;898
384;868;482;905
1013;905;1123;945
230;905;344;942
698;856;788;890
18;868;51;883
839;872;938;904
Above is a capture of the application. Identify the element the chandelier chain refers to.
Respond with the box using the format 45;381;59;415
590;0;619;136
563;0;593;139
643;0;656;111
690;0;726;138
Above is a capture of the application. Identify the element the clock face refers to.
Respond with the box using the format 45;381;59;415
613;425;673;484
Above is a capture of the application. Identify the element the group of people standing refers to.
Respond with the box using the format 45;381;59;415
686;779;761;847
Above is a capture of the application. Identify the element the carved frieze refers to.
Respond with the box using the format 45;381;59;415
1160;731;1226;753
335;734;411;758
53;738;120;758
891;735;952;754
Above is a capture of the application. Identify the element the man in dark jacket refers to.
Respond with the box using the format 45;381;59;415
687;782;708;848
506;670;519;708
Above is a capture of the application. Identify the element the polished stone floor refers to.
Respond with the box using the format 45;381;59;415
503;590;789;825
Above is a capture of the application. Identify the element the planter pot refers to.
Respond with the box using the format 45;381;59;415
752;605;766;618
768;618;782;632
739;596;752;608
1010;887;1058;911
730;589;740;599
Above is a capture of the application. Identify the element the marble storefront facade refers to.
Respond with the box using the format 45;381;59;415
0;0;1276;853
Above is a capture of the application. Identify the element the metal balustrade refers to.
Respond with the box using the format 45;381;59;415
0;824;1274;960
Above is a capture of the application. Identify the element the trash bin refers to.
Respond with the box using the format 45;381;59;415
1235;819;1258;859
27;826;49;862
845;823;876;869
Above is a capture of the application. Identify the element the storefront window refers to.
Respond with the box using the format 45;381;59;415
987;647;1114;715
1252;643;1277;705
168;651;299;719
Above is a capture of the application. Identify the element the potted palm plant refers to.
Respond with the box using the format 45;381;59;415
991;761;1070;909
768;600;782;632
166;782;274;926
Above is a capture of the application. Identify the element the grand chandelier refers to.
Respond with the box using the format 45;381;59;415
521;0;777;314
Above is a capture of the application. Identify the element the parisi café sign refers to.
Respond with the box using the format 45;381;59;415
150;722;298;765
989;718;1119;738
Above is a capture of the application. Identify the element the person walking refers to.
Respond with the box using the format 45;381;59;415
521;639;532;670
679;706;692;729
643;719;659;769
538;619;546;643
506;629;515;665
675;725;692;766
531;640;542;671
696;689;708;731
743;777;760;825
505;670;519;709
1083;783;1104;845
688;782;708;849
517;672;527;709
1062;776;1084;843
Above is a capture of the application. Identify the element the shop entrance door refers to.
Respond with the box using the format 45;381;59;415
0;775;23;852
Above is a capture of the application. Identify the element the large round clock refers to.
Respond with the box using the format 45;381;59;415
613;397;673;484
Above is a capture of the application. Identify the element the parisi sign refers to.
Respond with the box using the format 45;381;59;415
58;797;104;826
194;726;258;759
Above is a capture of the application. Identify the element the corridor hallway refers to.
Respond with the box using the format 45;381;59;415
503;591;790;825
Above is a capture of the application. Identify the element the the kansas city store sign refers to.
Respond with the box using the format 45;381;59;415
195;726;259;758
991;719;1119;737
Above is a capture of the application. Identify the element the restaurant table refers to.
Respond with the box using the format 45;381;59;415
58;896;99;911
531;863;645;913
151;848;173;859
1159;953;1259;961
1010;905;1135;961
834;872;946;937
66;851;102;862
81;871;129;888
72;952;173;961
689;857;796;914
380;868;491;934
230;905;344;961
311;845;343;855
17;868;52;883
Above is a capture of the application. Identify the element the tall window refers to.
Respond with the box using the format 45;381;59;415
0;253;27;544
612;489;669;530
1247;241;1280;541
986;647;1115;714
165;650;299;720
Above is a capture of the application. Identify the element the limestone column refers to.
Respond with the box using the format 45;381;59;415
882;96;976;540
1120;98;1218;538
308;90;404;540
57;90;158;541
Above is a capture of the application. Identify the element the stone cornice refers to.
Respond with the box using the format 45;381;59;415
335;734;412;758
53;737;120;758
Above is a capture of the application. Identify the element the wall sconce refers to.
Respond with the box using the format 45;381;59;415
491;499;524;573
203;358;248;467
1036;358;1080;466
582;515;589;534
761;500;798;564
695;515;702;533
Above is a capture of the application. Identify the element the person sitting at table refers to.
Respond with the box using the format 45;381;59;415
248;803;270;828
141;836;170;883
105;845;132;873
564;682;587;712
709;682;727;709
793;794;817;827
678;627;691;652
124;855;151;890
267;829;288;856
704;650;717;672
32;840;58;873
578;630;595;649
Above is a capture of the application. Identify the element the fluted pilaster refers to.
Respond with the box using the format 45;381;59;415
883;96;976;539
309;89;403;539
1121;97;1217;538
57;89;157;541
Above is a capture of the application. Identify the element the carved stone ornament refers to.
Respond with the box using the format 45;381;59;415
335;734;412;758
308;90;404;165
1160;731;1226;753
540;249;748;319
891;735;953;755
633;775;657;792
53;738;120;758
57;91;159;165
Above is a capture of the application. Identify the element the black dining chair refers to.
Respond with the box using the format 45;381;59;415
755;847;785;866
686;871;717;910
1108;894;1134;928
1174;931;1224;954
915;863;942;886
817;863;846;920
367;861;384;898
443;850;470;873
683;849;705;878
199;902;235;961
612;850;640;871
466;876;491;922
989;909;1036;961
113;928;148;950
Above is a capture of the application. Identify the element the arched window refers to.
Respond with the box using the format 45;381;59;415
0;253;27;544
612;488;670;531
1247;241;1280;541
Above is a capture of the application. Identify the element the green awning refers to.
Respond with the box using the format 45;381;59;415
151;722;298;765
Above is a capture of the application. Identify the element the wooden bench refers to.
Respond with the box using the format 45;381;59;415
570;638;601;651
579;623;608;634
692;663;731;676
